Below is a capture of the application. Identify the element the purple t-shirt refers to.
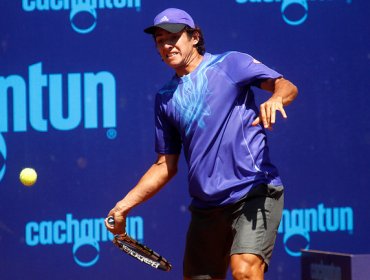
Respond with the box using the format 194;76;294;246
155;51;283;208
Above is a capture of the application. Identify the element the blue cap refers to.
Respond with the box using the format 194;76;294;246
144;8;195;34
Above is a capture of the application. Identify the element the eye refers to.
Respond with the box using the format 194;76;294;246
171;34;180;41
155;37;164;45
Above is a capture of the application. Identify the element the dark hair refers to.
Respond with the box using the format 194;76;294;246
185;26;206;55
152;25;206;55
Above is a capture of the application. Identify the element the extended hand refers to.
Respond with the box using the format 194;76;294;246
251;96;287;130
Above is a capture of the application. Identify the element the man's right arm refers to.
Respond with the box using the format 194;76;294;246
105;153;180;235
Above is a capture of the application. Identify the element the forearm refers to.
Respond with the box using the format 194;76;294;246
106;154;179;234
115;162;176;214
273;78;298;105
261;77;298;106
112;154;179;216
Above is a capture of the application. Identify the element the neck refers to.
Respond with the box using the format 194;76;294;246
175;51;204;77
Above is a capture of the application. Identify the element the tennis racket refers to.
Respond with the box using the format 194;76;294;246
107;216;172;272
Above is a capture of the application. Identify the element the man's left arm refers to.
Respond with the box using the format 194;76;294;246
252;77;298;130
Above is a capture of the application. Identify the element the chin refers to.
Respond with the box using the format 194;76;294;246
165;60;181;69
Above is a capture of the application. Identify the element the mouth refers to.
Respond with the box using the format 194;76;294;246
166;52;179;58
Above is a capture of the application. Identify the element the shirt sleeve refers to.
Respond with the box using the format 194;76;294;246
219;51;282;87
154;93;182;154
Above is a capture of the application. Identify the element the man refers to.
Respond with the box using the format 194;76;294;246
106;8;298;280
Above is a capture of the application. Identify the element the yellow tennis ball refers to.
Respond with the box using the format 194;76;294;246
20;168;37;187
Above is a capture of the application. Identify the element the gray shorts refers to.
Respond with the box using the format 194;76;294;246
183;184;284;279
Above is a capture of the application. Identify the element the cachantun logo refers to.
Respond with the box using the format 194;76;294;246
21;0;142;34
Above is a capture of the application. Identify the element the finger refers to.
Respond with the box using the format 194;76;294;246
105;215;115;225
105;218;114;232
260;105;268;128
279;106;288;119
270;103;277;124
266;104;271;126
251;116;261;126
105;209;119;228
105;220;111;229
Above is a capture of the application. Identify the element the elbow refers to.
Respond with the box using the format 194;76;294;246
285;81;298;106
167;165;178;179
284;78;298;97
155;154;179;180
292;84;299;99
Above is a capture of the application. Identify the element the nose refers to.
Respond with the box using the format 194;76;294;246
157;42;173;55
163;43;173;50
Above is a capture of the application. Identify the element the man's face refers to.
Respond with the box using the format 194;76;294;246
154;28;199;75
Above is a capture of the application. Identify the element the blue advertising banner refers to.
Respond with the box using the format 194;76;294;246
1;1;369;279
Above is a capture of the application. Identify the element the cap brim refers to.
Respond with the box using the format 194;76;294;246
144;23;187;34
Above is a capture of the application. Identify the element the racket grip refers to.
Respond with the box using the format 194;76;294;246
107;216;127;237
107;216;115;226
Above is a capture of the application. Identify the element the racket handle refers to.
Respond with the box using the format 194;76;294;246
107;216;115;226
107;216;127;237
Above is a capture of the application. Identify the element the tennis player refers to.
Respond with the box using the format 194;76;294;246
106;8;298;280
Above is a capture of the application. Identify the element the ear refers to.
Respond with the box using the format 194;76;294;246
192;31;200;45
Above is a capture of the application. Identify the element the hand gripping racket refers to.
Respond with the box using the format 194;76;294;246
107;216;172;272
